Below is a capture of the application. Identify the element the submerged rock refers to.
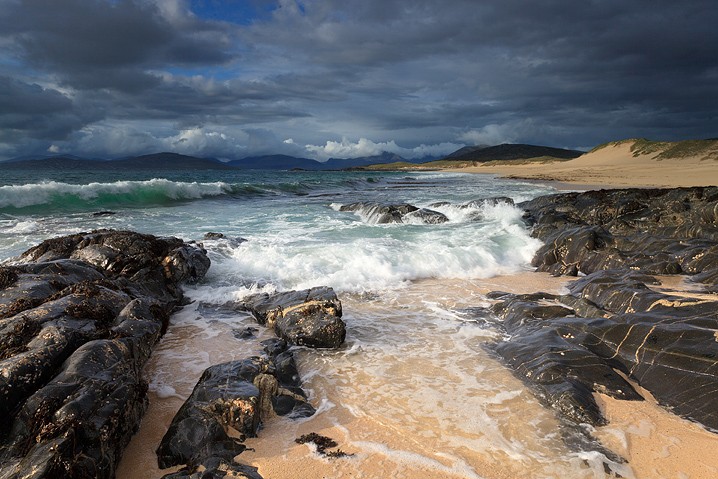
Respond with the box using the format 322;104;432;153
0;229;209;479
339;201;418;224
240;286;346;348
339;201;450;224
403;208;449;224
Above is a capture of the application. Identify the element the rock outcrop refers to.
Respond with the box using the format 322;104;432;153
157;339;313;479
522;187;718;286
0;230;209;479
480;187;718;438
339;202;448;224
239;287;346;349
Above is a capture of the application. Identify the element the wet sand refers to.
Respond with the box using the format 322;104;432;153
116;272;718;479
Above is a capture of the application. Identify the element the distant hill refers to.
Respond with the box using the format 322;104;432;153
443;145;490;158
112;152;234;170
441;143;583;162
2;156;106;170
319;152;409;170
227;154;321;170
2;152;235;170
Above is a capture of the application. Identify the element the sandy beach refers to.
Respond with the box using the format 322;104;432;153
115;272;718;479
444;140;718;189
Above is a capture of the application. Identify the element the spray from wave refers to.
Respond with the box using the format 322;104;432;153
0;178;329;213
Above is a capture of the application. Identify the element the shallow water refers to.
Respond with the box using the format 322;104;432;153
2;168;638;478
117;276;635;479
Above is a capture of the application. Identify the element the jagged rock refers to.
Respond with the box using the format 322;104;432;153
404;208;449;224
1;339;148;479
0;230;209;479
339;202;418;224
486;292;642;426
521;187;718;286
240;287;346;348
462;196;515;209
203;232;248;247
156;359;261;469
465;187;718;462
157;339;312;476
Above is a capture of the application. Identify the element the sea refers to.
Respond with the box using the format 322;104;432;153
0;169;633;478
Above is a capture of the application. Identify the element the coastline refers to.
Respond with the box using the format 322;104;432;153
115;273;718;479
439;141;718;189
3;167;718;479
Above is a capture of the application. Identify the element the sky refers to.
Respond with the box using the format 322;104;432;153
0;0;716;161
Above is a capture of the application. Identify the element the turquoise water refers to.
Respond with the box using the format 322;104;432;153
0;169;556;293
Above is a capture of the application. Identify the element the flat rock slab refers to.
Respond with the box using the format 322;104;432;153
482;269;718;433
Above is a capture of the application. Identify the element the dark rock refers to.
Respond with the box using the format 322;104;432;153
202;232;248;250
473;186;718;461
156;359;261;469
161;457;263;479
339;202;418;224
92;211;117;217
521;187;718;285
404;208;449;224
233;326;259;339
157;339;313;475
204;232;227;239
462;196;515;209
240;286;345;348
1;339;148;479
0;230;209;479
483;268;718;433
486;292;642;427
0;266;19;289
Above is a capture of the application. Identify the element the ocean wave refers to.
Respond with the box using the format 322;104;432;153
197;202;541;294
0;178;322;212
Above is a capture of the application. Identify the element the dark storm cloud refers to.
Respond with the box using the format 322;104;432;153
0;76;98;141
0;0;716;159
0;0;234;92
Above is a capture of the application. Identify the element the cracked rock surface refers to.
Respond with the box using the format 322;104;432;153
476;187;718;448
0;230;209;479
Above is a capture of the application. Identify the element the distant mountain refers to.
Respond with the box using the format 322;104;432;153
2;152;235;170
319;152;409;170
227;154;321;170
228;152;438;170
5;154;106;163
441;144;583;162
2;156;105;170
112;152;233;170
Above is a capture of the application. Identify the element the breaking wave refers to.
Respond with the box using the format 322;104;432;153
0;178;323;213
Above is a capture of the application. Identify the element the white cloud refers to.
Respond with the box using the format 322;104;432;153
304;137;462;161
458;124;517;146
47;144;60;153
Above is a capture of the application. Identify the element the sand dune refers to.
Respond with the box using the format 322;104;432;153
448;139;718;188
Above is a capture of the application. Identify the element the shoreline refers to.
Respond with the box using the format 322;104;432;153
114;272;718;479
411;140;718;189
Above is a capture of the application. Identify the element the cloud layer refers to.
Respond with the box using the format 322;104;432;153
1;0;716;160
